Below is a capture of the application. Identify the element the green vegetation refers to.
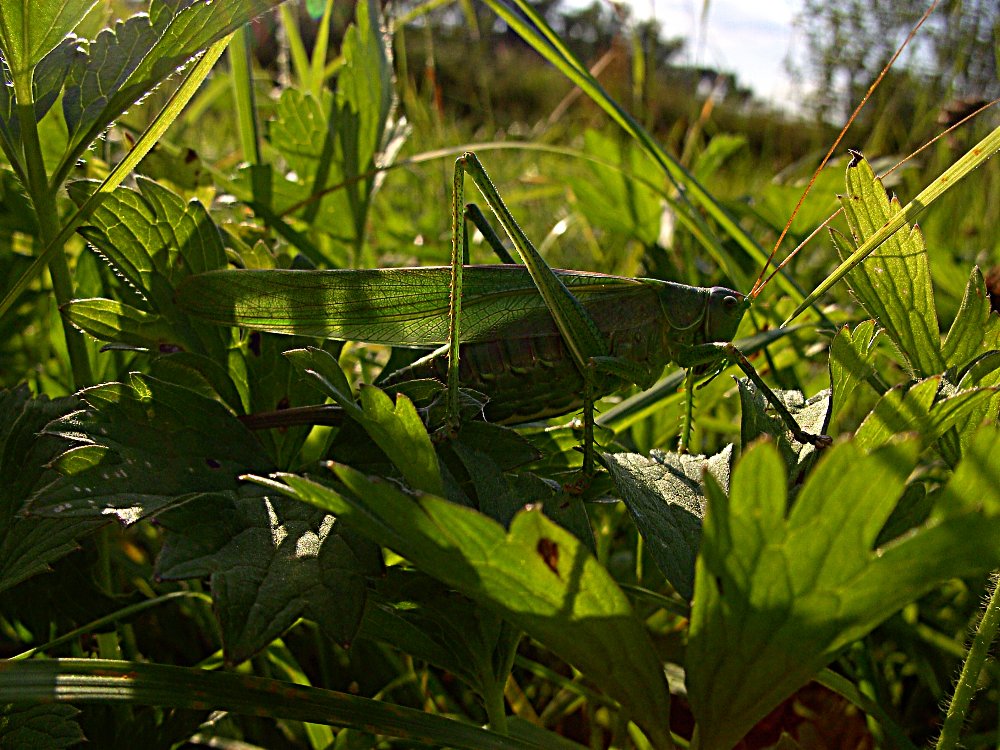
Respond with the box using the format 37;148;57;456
0;0;998;747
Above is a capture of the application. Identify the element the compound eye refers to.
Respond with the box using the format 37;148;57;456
723;294;739;309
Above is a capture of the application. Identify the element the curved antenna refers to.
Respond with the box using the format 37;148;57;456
749;1;940;300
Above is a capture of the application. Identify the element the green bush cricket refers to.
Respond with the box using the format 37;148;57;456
176;152;831;476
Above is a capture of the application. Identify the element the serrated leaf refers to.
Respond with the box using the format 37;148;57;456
0;703;84;749
30;374;274;523
854;376;996;454
832;155;944;377
275;469;674;749
68;177;226;309
0;386;103;594
738;381;831;474
156;493;373;665
0;0;96;83
605;446;731;600
942;266;1000;371
688;432;1000;747
61;297;179;348
829;320;881;427
60;0;279;165
251;0;395;261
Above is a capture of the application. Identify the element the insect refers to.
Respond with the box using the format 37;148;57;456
177;153;830;475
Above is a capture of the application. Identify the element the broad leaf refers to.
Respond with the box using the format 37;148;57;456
60;0;280;171
156;492;376;665
688;430;1000;747
271;468;675;749
0;0;95;86
605;446;731;600
0;704;84;750
30;374;274;523
0;386;102;594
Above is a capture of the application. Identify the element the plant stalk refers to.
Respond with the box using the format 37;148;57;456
15;103;93;389
936;572;1000;749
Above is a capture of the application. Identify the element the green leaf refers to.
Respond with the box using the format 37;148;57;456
0;386;102;594
829;320;881;427
738;381;831;474
235;0;397;263
573;130;663;247
832;154;944;377
0;704;84;750
285;346;443;496
67;177;227;311
156;493;375;665
0;0;96;87
61;297;179;349
942;266;1000;372
854;376;996;454
688;432;1000;747
605;445;732;600
59;0;280;170
30;374;274;523
360;568;516;698
272;468;674;749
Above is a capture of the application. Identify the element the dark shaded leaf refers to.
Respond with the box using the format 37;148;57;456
273;467;674;748
156;492;375;665
0;386;102;594
0;704;84;750
30;374;273;523
605;445;731;600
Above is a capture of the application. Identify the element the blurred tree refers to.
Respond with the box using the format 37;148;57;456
793;0;999;124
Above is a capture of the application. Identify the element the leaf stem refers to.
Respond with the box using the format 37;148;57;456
15;103;93;388
936;572;1000;749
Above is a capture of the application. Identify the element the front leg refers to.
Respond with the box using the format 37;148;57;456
680;342;833;448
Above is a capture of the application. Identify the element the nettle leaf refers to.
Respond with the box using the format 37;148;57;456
0;704;84;750
0;36;85;152
68;177;227;309
832;154;945;377
156;492;376;665
0;386;103;594
61;297;178;350
65;177;232;362
30;374;274;524
60;0;280;166
605;445;732;600
739;381;831;475
0;0;96;83
687;429;1000;748
273;468;674;749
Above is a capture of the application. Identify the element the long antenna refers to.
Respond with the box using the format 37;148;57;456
749;1;940;299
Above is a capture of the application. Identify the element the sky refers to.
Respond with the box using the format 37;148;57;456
621;0;805;104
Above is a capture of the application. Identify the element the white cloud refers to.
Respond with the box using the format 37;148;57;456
622;0;805;104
